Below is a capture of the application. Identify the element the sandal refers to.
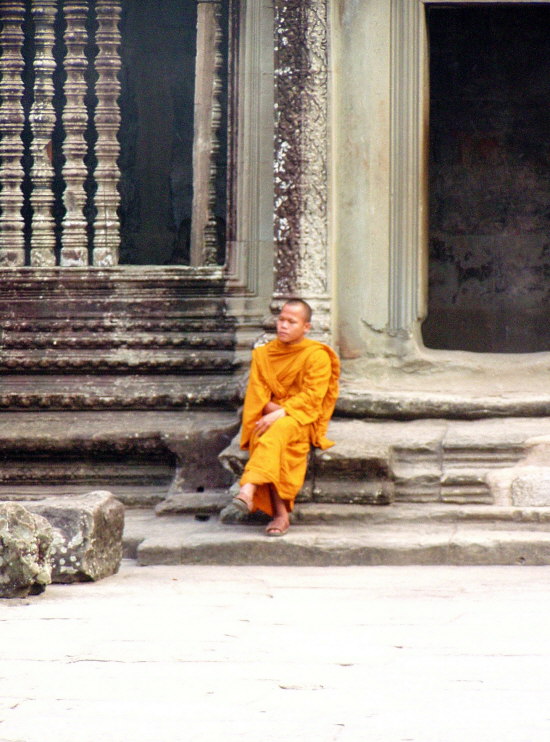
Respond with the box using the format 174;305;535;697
231;496;252;514
266;517;289;537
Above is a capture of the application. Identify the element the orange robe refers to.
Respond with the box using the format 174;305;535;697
239;337;340;516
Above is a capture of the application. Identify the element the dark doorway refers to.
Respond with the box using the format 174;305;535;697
118;0;228;266
422;4;550;352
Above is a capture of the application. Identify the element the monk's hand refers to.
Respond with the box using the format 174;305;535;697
262;400;282;415
254;408;286;436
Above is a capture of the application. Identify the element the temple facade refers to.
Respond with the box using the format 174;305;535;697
2;0;550;508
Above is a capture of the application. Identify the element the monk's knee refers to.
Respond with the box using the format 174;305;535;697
274;415;300;434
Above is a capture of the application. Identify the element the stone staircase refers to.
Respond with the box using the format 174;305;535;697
118;415;550;566
0;266;241;497
0;266;240;412
3;267;550;565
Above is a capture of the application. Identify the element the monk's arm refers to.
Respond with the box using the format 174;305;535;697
262;400;282;414
281;349;331;424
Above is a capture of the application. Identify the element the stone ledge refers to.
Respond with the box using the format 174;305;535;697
220;417;550;506
123;506;550;567
337;386;550;420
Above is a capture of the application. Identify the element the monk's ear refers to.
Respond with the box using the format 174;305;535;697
304;321;311;334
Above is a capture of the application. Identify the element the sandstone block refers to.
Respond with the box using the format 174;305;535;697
510;468;550;506
163;415;239;494
0;503;53;598
487;466;550;507
24;491;124;583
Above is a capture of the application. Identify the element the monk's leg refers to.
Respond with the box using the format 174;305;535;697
265;485;290;536
240;417;306;513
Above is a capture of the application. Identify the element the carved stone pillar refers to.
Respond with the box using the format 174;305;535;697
29;0;57;267
0;1;26;266
190;0;223;267
60;1;90;266
272;0;331;339
93;0;121;266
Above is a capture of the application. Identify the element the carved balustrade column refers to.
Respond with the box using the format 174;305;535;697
190;0;223;267
29;0;57;266
273;0;331;339
0;1;25;266
60;0;89;266
92;0;121;266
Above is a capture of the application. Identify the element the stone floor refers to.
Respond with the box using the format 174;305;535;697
1;562;550;742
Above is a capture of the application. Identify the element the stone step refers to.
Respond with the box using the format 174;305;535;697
123;504;550;567
0;410;239;505
0;375;241;410
0;348;236;374
2;330;236;350
220;416;550;506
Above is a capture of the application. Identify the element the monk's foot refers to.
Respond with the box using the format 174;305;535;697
232;484;255;513
265;516;290;537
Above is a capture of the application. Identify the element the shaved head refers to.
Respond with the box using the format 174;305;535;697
282;299;312;323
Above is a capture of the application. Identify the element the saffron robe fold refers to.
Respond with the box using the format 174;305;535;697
240;338;340;516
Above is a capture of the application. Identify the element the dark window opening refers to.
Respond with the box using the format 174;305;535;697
422;4;550;353
118;0;229;266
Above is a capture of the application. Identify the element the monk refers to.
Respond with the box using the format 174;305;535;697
223;299;340;536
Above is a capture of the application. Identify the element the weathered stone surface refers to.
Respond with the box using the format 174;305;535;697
486;435;550;507
23;491;124;583
0;503;53;598
510;469;550;507
0;268;236;378
156;489;230;515
162;415;240;495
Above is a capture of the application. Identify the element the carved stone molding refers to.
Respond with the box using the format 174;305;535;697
273;0;331;337
0;2;26;266
0;377;241;411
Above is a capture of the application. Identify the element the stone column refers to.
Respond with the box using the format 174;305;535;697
0;1;26;266
190;0;223;267
92;0;121;266
29;0;57;267
272;0;331;339
60;0;90;266
389;0;428;334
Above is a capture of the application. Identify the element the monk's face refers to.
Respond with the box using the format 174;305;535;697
276;303;311;344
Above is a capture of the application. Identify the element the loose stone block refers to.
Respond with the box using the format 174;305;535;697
24;491;124;583
0;502;53;598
